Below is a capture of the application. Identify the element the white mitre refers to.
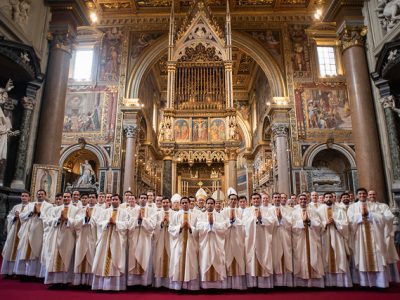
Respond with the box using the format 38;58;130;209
211;189;225;201
171;193;182;204
227;187;237;196
195;188;208;200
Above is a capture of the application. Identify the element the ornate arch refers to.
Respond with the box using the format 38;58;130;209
303;143;356;169
60;144;109;168
126;32;286;100
236;113;252;149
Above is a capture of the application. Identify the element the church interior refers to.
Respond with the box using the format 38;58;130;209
0;0;400;238
1;0;400;297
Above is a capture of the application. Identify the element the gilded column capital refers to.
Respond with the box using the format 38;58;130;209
338;25;368;51
380;95;395;109
225;148;238;161
47;30;76;55
161;147;174;160
123;124;137;138
272;123;289;138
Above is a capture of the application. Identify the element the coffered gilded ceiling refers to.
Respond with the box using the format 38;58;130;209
84;0;312;16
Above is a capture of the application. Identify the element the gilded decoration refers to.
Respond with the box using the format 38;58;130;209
113;26;129;167
234;0;274;6
338;25;367;51
282;23;301;166
175;1;224;41
178;44;222;62
100;2;132;9
48;30;76;55
174;150;227;163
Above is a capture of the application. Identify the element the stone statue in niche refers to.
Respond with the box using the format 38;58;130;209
164;117;173;141
76;160;96;188
228;116;238;140
0;80;19;162
377;0;400;32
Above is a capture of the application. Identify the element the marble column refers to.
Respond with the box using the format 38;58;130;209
11;97;35;189
35;30;74;165
338;22;385;196
272;123;290;195
123;124;137;192
171;160;177;194
225;148;238;190
163;159;172;198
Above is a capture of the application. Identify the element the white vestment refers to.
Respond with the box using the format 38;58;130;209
71;205;102;285
317;204;352;287
168;210;200;290
197;210;228;289
268;205;294;287
292;206;325;288
14;200;53;277
243;206;275;288
153;209;173;288
127;206;157;286
221;207;246;289
1;203;27;275
44;204;79;284
92;207;130;291
347;201;390;288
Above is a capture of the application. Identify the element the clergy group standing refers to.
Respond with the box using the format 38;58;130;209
1;187;399;291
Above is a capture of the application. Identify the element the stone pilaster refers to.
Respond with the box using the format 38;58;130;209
379;95;400;181
338;20;386;197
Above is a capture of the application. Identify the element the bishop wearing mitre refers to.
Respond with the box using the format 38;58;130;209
243;192;275;288
269;192;293;287
220;189;247;290
15;189;53;277
92;194;130;291
169;196;200;290
153;197;174;288
1;191;30;275
317;192;352;287
292;193;324;288
72;192;102;285
44;192;79;285
127;193;157;287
